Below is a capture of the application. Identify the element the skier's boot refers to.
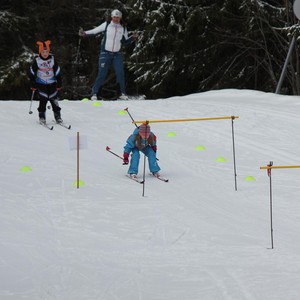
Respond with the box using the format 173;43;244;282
54;111;63;124
119;93;129;100
39;112;46;124
130;174;138;179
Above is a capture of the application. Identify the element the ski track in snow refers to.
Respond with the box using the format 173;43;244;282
2;90;300;299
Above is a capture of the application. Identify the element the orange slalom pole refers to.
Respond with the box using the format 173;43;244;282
134;116;239;124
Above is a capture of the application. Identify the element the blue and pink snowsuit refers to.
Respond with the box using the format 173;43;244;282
123;128;161;175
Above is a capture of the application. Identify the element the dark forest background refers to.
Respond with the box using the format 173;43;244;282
0;0;299;100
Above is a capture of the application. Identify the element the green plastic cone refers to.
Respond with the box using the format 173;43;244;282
73;180;85;187
167;132;177;137
20;166;32;172
216;157;226;163
195;145;206;150
118;110;126;115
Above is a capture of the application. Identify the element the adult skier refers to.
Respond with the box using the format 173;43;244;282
78;9;137;100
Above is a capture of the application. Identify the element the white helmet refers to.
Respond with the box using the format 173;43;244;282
111;9;122;18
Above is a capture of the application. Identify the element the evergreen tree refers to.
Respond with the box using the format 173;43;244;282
0;0;299;99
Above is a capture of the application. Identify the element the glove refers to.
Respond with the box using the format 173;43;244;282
78;27;86;37
152;145;157;153
31;87;37;91
123;152;129;165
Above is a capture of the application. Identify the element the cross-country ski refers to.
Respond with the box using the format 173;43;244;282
149;173;169;182
126;174;144;184
39;121;54;130
53;121;71;129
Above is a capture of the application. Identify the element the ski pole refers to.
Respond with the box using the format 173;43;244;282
124;108;150;128
106;146;124;161
28;89;35;114
73;32;82;99
75;34;82;64
133;40;140;96
141;123;150;196
124;107;138;128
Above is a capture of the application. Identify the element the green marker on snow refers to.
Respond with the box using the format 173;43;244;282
216;157;226;163
92;101;102;106
118;110;126;115
20;166;32;172
195;145;206;150
167;132;176;137
73;180;85;187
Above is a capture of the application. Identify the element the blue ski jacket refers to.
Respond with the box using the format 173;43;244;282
124;128;157;154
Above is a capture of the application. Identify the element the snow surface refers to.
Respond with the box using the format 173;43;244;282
1;89;300;299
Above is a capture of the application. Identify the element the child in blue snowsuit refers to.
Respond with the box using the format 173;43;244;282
123;123;161;178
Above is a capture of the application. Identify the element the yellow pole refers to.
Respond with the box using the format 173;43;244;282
260;165;300;170
134;116;239;124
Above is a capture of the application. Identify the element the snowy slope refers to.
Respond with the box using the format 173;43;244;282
1;89;300;299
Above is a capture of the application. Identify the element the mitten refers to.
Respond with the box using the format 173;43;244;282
152;145;157;153
123;152;129;165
